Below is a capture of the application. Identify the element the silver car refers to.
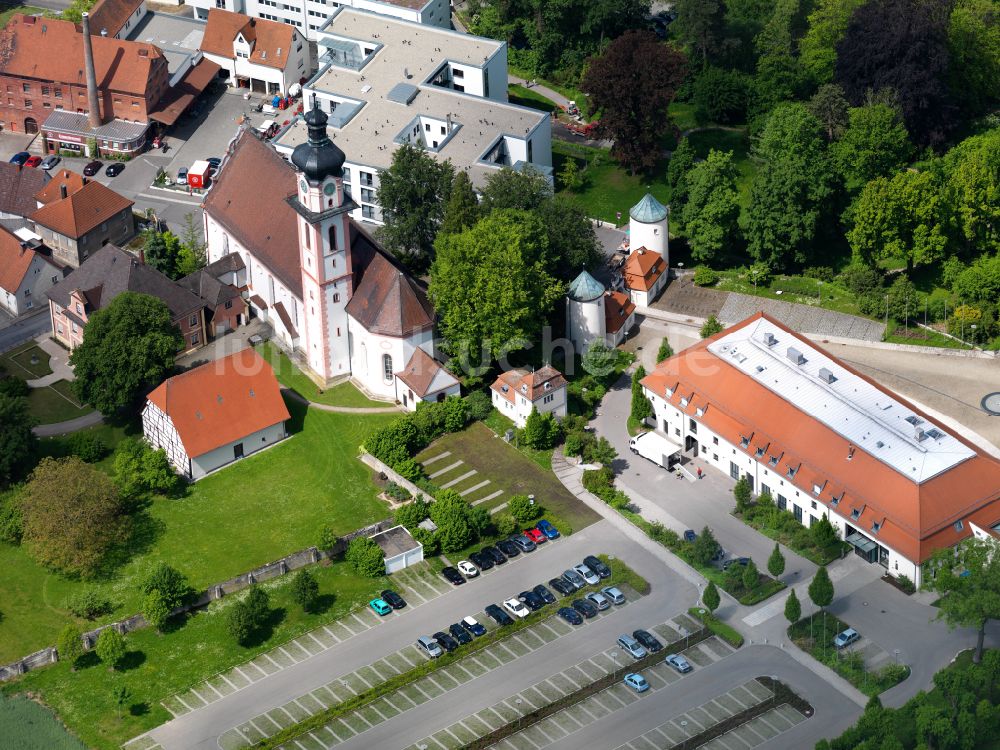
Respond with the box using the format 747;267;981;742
601;586;626;605
416;636;443;658
618;634;648;660
562;569;585;590
665;653;693;673
574;563;600;586
585;591;610;611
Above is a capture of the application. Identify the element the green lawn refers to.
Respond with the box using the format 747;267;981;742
1;560;389;750
508;84;558;112
0;397;394;663
415;421;600;535
1;342;53;379
507;65;587;111
0;694;85;750
713;270;863;316
26;382;90;425
668;102;700;132
254;342;386;408
884;321;972;349
0;5;52;27
553;141;671;224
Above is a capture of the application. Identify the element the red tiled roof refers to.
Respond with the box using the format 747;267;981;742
148;59;221;126
146;348;290;458
491;365;567;405
89;0;143;37
34;169;86;206
0;15;163;98
30;180;133;239
201;9;297;70
0;227;51;292
345;252;435;337
604;290;635;334
395;347;458;397
641;312;1000;563
623;248;665;292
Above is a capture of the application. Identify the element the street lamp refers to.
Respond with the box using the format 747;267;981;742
894;649;900;665
608;554;615;582
971;324;978;346
515;697;524;731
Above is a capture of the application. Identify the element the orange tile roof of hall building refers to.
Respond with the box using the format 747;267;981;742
641;312;1000;564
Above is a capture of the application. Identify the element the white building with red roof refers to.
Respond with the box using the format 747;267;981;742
142;348;291;479
0;227;61;316
640;312;1000;585
619;193;669;307
566;269;635;353
491;366;568;428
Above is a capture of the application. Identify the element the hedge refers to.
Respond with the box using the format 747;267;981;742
688;607;744;648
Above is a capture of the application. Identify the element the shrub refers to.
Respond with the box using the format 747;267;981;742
291;569;319;613
364;418;421;465
143;589;171;631
95;627;126;669
522;408;558;449
582;466;614;494
583;436;617;466
442;395;468;432
113;438;180;499
494;513;518;537
244;585;270;629
803;266;835;282
693;266;718;286
384;482;412;502
733;477;752;513
227;601;255;646
464;391;492;421
345;536;385;577
63;588;114;620
840;263;883;296
139;562;190;611
411;526;440;555
57;624;85;668
317;524;337;551
563;430;587;456
656;338;673;363
68;433;108;463
429;490;477;552
0;488;23;545
391;458;423;482
894;574;916;594
394;498;430;529
700;315;724;338
508;494;541;523
691;526;720;566
0;377;29;398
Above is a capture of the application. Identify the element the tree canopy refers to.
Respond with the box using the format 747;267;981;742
69;292;183;415
0;393;35;487
834;104;914;190
681;149;742;262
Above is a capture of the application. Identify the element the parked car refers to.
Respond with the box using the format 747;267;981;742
617;634;648;660
485;604;514;626
562;569;585;590
683;529;698;543
833;628;861;649
24;155;42;168
380;590;406;609
722;557;751;571
416;636;443;658
517;590;545;611
481;545;507;565
441;566;465;586
536;519;560;539
9;152;30;165
711;546;726;563
368;598;392;616
532;584;556;605
469;551;494;571
496;539;521;558
176;166;188;185
572;598;598;619
83;160;103;176
665;653;693;673
549;577;575;597
624;673;650;693
573;563;600;586
503;598;530;619
601;586;626;605
105;162;125;177
432;631;459;653
633;629;663;653
583;555;611;579
461;616;486;637
557;606;583;625
39;155;60;170
585;592;610;611
448;623;473;645
509;534;536;553
457;560;479;578
206;156;222;169
524;528;546;545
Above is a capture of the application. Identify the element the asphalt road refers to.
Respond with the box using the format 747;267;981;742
0;309;51;352
148;520;700;750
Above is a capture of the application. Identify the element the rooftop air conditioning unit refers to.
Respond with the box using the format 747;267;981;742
819;367;836;383
786;347;805;365
763;332;777;346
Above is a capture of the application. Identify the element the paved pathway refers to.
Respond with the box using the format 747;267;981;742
32;410;103;437
281;389;401;415
26;336;75;387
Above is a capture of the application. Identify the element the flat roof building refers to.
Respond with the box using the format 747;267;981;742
272;8;552;224
640;312;1000;586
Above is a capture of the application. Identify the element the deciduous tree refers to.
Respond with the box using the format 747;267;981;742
440;170;480;236
291;569;319;613
57;624;85;669
20;457;127;578
479;167;551;214
702;580;720;613
139;562;190;611
834;104;913;190
176;213;207;277
95;627;127;670
114;437;181;501
70;292;183;415
142;589;171;632
582;31;688;173
681;149;741;262
630;366;653;424
508;494;541;523
948;0;1000;117
673;0;723;66
799;0;866;84
943;129;1000;255
807;83;850;141
692;526;721;566
700;315;724;338
345;536;385;578
375;143;454;272
429;490;477;553
0;393;35;487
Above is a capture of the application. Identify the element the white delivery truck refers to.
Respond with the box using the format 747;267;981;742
629;431;680;469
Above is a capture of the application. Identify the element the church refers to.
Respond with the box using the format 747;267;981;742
202;104;457;408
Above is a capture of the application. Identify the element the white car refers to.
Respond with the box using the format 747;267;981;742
457;560;479;578
574;563;600;586
503;598;530;619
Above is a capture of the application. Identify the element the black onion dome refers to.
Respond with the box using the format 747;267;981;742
291;103;346;182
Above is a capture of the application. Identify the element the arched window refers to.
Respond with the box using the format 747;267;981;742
382;354;393;382
328;225;337;253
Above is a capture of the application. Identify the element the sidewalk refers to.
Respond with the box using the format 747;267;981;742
27;336;74;387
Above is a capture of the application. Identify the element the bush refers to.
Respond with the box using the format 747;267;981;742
68;433;108;463
803;266;835;282
143;589;171;631
692;66;748;124
840;263;883;296
345;536;385;577
689;607;744;647
139;562;190;611
582;466;614;494
429;490;477;552
583;436;617;466
464;391;492;421
691;526;721;566
411;526;440;555
291;569;319;613
894;574;916;594
494;513;518;537
563;430;588;457
113;438;180;499
227;601;255;646
95;627;126;669
508;494;541;523
317;524;337;551
693;266;718;286
0;488;23;545
63;588;114;620
391;458;423;482
384;481;411;502
700;315;724;338
0;377;29;398
394;498;430;529
57;624;85;668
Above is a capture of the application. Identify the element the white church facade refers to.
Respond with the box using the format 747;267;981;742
202;106;453;405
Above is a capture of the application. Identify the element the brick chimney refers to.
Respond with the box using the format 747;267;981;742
81;13;102;130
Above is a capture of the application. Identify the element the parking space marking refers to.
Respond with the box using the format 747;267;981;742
428;459;463;479
441;469;478;488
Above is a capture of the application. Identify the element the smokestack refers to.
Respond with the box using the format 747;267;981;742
81;13;102;130
60;184;67;199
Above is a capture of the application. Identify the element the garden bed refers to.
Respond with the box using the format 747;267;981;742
734;503;848;566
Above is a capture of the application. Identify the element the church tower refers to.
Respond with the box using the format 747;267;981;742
290;103;357;381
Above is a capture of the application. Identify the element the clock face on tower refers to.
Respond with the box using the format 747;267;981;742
299;178;308;193
323;182;336;196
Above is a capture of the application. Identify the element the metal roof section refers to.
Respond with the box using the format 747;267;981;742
629;193;668;223
41;110;149;141
567;269;606;302
387;82;419;104
707;316;975;483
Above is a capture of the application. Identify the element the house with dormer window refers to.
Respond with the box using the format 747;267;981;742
490;366;568;428
199;9;308;95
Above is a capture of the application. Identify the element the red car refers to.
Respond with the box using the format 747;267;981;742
524;528;547;545
24;155;42;168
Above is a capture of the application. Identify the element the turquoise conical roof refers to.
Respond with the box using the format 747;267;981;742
629;193;668;223
567;270;606;302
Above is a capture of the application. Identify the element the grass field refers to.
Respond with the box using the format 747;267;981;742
0;4;51;27
884;321;972;349
1;560;388;750
255;342;385;408
668;102;700;132
26;381;91;425
508;84;558;112
0;694;86;750
713;270;863;316
0;397;394;663
0;342;53;379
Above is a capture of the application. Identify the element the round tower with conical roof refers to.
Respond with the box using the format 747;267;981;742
629;193;669;259
566;269;607;353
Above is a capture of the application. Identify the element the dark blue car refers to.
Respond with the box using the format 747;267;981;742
536;519;560;539
9;152;30;166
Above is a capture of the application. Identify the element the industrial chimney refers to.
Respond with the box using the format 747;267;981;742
81;12;102;130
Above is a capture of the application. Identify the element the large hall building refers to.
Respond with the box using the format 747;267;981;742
641;312;1000;585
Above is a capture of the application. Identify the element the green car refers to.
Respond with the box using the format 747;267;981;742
369;598;392;616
